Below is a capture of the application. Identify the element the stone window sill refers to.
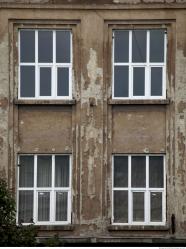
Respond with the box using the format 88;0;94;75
108;225;170;231
108;99;170;105
35;225;74;231
14;99;76;105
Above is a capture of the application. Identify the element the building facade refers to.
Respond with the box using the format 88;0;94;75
0;0;186;243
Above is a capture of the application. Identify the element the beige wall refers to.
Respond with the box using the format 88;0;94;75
0;0;186;241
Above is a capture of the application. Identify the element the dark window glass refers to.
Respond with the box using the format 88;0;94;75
151;192;162;222
114;190;128;223
20;30;35;63
57;68;69;96
149;156;164;188
55;156;69;187
133;192;144;222
19;156;34;187
114;66;129;97
56;192;68;221
56;31;71;63
38;192;50;221
150;30;165;62
40;67;51;96
132;30;146;62
37;156;52;187
38;31;53;62
114;30;129;63
131;156;146;188
114;156;128;187
151;67;162;96
133;67;145;96
18;191;33;223
20;66;35;97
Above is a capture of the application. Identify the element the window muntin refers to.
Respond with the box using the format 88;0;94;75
19;30;72;99
17;154;71;225
113;29;166;99
112;155;165;225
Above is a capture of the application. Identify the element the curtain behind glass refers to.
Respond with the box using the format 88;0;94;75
19;156;34;187
55;156;69;187
38;192;50;221
18;190;33;223
37;156;52;187
56;192;68;221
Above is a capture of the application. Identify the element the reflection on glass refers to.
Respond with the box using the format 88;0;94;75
38;192;50;221
132;30;146;62
56;192;68;221
114;30;129;63
114;156;128;188
20;66;35;97
19;156;34;187
114;66;129;97
38;31;53;62
114;190;128;223
40;67;51;96
133;192;144;222
150;30;165;62
56;31;71;63
37;156;52;187
133;67;145;96
18;191;33;223
20;30;35;63
131;156;146;187
151;192;162;222
151;67;162;96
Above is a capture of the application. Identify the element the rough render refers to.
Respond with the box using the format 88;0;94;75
0;0;185;242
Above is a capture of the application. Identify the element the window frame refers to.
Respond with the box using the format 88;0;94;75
16;154;72;225
112;29;167;100
112;154;166;226
18;29;72;100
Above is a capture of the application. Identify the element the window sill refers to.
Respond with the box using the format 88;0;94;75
14;99;76;105
108;99;170;105
35;224;74;231
108;225;170;231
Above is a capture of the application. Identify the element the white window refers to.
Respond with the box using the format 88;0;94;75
17;154;71;225
112;155;165;225
113;30;167;99
19;30;72;99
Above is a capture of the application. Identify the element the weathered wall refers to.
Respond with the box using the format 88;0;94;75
0;0;186;242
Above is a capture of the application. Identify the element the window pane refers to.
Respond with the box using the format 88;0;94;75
114;156;128;187
40;67;51;96
38;31;53;63
151;192;162;222
114;30;129;63
20;66;35;97
56;31;71;63
151;67;162;96
55;156;69;187
149;156;164;188
19;156;34;187
20;30;35;63
131;156;146;187
150;30;165;62
57;68;69;96
114;66;129;97
133;67;145;96
132;30;146;62
133;192;144;222
38;192;50;221
18;191;33;223
37;156;52;187
56;192;68;221
114;190;128;223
